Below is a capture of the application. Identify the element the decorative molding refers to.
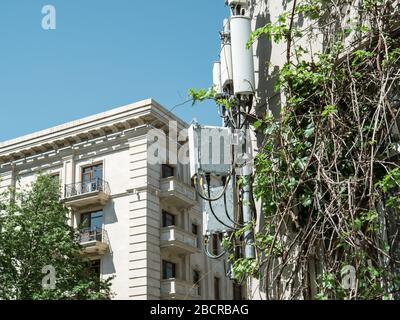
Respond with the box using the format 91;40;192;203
0;100;187;165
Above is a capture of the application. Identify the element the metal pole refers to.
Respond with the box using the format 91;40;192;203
240;103;255;259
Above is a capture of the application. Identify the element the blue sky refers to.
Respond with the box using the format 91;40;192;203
0;1;229;141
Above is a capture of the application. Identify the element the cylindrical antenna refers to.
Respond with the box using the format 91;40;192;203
230;16;255;96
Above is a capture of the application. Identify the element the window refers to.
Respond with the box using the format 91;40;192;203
214;277;221;300
212;234;219;255
81;163;104;193
192;223;201;248
162;164;174;178
86;259;101;290
90;260;101;279
80;210;103;231
162;260;176;279
80;211;103;243
82;163;103;183
162;211;175;227
193;270;201;296
233;283;243;300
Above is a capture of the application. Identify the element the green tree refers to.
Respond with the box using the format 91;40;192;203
0;174;113;300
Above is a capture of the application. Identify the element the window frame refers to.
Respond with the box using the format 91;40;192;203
233;283;243;300
82;163;103;183
80;210;104;231
212;233;219;255
192;223;201;248
214;277;221;300
90;259;101;279
162;210;176;227
193;269;201;296
162;260;176;280
161;164;175;179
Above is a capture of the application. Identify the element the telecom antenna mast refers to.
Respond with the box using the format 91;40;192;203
226;0;256;259
188;0;256;264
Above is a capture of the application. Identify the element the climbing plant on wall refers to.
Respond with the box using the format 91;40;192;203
247;0;400;300
190;0;400;300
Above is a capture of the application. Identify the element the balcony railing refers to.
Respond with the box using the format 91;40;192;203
79;227;109;256
62;178;110;208
161;279;201;300
160;226;198;255
65;178;110;198
79;227;108;243
159;177;197;207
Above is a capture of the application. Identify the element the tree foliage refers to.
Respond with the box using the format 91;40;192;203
0;174;113;300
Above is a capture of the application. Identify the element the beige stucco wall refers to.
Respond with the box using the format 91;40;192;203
0;100;234;300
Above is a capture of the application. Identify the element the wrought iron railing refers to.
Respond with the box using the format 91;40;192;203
64;178;110;199
79;227;109;245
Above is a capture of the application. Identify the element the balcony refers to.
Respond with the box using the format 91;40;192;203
160;279;201;300
62;178;110;209
160;226;198;255
159;177;197;208
79;228;109;256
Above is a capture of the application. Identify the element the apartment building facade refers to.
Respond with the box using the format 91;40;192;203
0;99;236;300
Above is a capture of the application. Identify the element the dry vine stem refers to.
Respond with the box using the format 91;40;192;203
248;0;400;300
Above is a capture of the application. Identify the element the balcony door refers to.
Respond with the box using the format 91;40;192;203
81;210;103;231
80;211;103;242
83;163;103;183
82;163;103;193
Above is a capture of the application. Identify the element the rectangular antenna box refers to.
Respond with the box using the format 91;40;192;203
188;124;233;178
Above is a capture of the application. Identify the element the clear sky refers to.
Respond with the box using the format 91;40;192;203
0;0;229;142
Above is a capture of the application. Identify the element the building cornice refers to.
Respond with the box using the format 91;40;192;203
0;99;188;165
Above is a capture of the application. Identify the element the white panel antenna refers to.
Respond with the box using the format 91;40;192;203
230;16;255;96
